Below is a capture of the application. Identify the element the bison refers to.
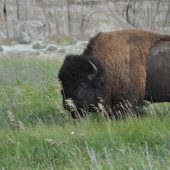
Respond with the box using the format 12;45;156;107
145;41;170;102
58;29;170;118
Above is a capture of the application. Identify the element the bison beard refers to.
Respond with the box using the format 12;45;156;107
58;29;170;118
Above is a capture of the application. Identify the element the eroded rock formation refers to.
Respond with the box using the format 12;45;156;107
0;0;170;43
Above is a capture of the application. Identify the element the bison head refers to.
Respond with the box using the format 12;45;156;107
58;55;106;118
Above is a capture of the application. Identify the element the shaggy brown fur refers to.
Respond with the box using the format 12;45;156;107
84;29;170;107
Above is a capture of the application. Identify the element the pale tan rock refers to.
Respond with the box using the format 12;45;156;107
0;0;169;42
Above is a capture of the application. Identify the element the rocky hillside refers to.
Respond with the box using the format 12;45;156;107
0;0;170;43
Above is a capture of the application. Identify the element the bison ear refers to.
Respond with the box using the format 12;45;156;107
87;61;98;80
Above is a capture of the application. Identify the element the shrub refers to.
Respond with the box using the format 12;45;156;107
32;41;46;49
0;46;3;52
46;44;58;51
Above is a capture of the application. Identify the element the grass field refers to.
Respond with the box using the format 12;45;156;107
0;55;170;170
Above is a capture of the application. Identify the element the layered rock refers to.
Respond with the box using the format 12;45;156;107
0;0;170;43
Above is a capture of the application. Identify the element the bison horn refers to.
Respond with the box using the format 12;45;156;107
87;61;98;80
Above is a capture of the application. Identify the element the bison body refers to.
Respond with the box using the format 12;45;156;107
145;41;170;102
58;29;170;118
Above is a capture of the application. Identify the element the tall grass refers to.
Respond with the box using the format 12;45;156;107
0;54;170;169
0;55;68;127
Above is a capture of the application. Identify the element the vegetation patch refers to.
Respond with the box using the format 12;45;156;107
0;55;169;169
32;41;46;49
0;46;3;52
46;44;58;51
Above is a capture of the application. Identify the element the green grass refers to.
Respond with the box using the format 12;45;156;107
0;54;170;170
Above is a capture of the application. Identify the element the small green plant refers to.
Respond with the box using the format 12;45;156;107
46;44;58;51
0;46;3;52
32;41;46;49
